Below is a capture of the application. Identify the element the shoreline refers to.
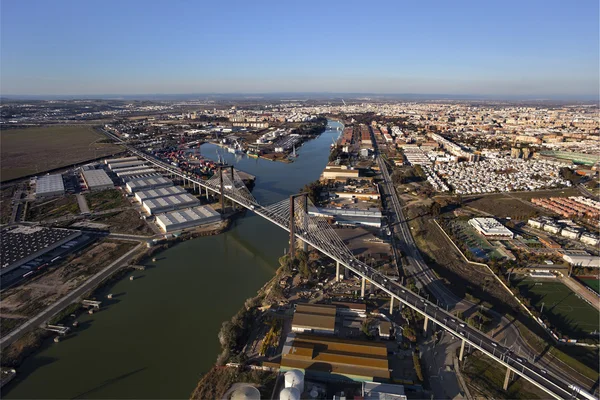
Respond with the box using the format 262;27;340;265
0;216;236;374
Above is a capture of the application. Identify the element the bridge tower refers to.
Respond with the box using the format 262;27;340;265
288;193;308;259
218;165;236;213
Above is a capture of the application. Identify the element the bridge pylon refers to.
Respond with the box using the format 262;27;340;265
288;193;308;260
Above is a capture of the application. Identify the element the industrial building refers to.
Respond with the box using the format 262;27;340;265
81;169;114;191
134;186;187;203
35;174;65;198
108;159;146;170
291;304;337;335
308;207;382;228
104;156;139;165
362;382;407;400
1;225;81;275
561;250;600;268
279;333;390;382
155;205;220;233
108;164;149;174
142;193;199;215
125;176;173;193
116;168;157;179
469;217;514;239
121;173;162;183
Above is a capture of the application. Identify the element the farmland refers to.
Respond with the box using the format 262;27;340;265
1;125;123;181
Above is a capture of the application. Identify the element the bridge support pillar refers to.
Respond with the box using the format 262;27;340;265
459;338;466;361
219;168;225;213
336;261;340;282
205;186;209;200
229;166;236;211
361;277;366;298
423;316;429;333
503;367;511;390
389;297;394;314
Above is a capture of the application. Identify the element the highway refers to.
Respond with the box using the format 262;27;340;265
99;128;595;399
372;141;598;394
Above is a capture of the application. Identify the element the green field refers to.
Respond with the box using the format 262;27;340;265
579;278;600;294
1;125;123;181
516;277;599;339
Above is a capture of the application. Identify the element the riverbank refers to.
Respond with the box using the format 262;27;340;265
0;217;234;373
2;120;343;399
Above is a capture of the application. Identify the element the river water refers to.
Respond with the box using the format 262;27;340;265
3;120;342;399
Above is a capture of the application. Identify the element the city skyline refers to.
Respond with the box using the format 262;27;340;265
1;0;599;98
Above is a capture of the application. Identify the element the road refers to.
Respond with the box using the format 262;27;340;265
99;127;595;399
0;242;144;350
373;150;597;394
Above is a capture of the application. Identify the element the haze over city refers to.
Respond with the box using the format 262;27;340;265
1;1;599;400
1;0;598;98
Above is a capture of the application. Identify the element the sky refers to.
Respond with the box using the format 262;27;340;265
1;0;599;98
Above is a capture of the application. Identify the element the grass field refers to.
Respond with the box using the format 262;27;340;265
515;277;599;338
579;278;600;294
1;125;123;181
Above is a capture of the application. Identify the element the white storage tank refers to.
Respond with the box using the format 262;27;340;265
280;387;300;400
230;384;261;400
284;369;304;393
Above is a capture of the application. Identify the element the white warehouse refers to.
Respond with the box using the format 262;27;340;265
126;177;173;193
155;205;221;233
36;174;65;198
142;193;199;215
135;186;187;203
81;169;114;191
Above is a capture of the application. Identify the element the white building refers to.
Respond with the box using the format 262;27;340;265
562;250;600;268
134;186;187;203
126;177;173;193
155;205;220;233
469;217;514;239
81;169;113;191
580;233;600;247
36;174;65;198
142;193;199;215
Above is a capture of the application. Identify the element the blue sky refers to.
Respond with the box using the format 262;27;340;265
1;0;598;97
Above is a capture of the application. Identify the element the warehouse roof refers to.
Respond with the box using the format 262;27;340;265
143;193;199;211
281;333;389;380
126;177;172;191
136;186;187;202
155;205;220;228
36;174;64;195
81;169;113;188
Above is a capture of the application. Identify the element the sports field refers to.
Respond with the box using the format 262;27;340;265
579;278;600;294
516;277;599;339
1;125;123;181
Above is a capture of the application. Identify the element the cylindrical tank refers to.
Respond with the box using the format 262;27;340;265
284;370;304;393
279;387;300;400
230;384;260;400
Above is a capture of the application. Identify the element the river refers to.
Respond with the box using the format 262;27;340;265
3;120;342;399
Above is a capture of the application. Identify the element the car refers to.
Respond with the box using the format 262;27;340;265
459;323;465;328
459;331;465;336
540;369;547;374
516;357;523;363
491;343;497;347
451;319;456;323
401;290;405;293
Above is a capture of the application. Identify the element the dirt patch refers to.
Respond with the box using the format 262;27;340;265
0;239;136;331
85;189;128;212
90;209;154;235
26;195;80;221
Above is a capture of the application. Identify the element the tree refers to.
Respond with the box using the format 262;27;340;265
301;180;324;204
430;201;442;216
